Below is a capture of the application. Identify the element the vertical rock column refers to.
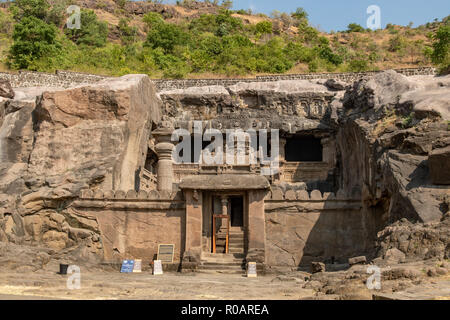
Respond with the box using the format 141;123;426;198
152;126;175;193
247;190;267;272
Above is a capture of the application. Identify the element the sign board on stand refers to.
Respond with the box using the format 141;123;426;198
133;259;142;273
120;260;135;273
157;244;175;263
247;262;257;278
153;260;163;275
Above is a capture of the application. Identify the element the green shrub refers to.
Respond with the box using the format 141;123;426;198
347;23;365;33
348;58;369;72
388;35;406;52
318;46;343;65
255;21;272;35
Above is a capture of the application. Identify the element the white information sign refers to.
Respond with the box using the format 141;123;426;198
153;260;163;275
247;262;257;278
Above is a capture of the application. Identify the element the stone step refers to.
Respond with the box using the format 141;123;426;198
199;265;245;271
216;234;245;240
201;256;244;263
229;233;244;237
197;269;245;275
202;253;245;259
201;261;240;264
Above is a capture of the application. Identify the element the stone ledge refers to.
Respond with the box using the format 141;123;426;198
80;189;184;201
72;199;185;210
265;188;362;201
265;201;362;211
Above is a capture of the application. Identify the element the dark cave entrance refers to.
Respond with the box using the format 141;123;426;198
285;136;323;162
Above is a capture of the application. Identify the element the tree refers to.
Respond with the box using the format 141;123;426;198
347;23;365;33
292;7;308;26
118;18;138;45
431;25;450;69
65;10;108;47
144;21;187;53
7;0;65;69
9;0;49;21
8;16;62;69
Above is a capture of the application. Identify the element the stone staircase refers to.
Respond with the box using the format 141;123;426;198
198;228;246;274
228;228;245;254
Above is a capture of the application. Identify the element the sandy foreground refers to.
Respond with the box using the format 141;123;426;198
0;266;449;300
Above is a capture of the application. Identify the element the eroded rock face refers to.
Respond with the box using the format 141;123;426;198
338;71;450;224
0;75;161;264
159;80;338;133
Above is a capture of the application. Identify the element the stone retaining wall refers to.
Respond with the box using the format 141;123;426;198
0;70;109;88
0;67;436;91
154;67;436;91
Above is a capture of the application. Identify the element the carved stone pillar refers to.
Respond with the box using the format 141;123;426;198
321;137;335;166
220;196;228;230
182;189;203;271
153;126;175;192
246;190;266;272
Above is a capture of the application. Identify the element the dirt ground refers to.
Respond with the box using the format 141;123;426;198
0;270;315;300
0;265;448;300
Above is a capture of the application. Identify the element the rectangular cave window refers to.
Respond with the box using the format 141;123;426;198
285;137;323;162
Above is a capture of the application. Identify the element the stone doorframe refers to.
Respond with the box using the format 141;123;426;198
204;191;246;254
179;175;270;271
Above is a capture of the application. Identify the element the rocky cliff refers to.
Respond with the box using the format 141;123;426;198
337;71;449;223
333;70;449;262
0;75;161;267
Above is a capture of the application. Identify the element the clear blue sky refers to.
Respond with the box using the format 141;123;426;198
162;0;449;32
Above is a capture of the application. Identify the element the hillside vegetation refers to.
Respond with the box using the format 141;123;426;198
0;0;448;78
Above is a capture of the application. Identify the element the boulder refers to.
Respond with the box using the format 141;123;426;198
428;146;450;185
343;70;418;111
383;248;406;264
0;79;14;99
311;262;326;273
348;256;367;265
324;78;348;91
